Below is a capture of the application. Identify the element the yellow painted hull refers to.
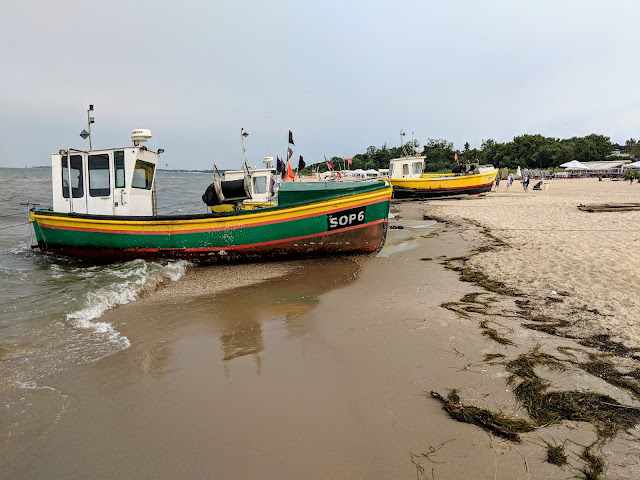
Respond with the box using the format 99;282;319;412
390;169;498;198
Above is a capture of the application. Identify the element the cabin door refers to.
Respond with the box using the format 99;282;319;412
61;154;87;214
86;153;113;215
112;150;128;215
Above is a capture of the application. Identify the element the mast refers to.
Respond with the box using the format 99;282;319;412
241;128;251;169
87;105;95;150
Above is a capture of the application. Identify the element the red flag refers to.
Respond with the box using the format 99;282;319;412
347;157;352;164
454;153;458;161
287;160;295;180
326;161;334;169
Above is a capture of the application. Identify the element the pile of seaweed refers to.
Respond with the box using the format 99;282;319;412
432;349;640;442
424;214;640;477
431;348;640;478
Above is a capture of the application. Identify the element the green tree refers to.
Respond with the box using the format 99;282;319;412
423;138;455;172
625;138;640;160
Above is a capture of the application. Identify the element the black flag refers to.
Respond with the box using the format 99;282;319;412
281;161;287;180
288;130;294;145
287;147;293;161
276;156;282;173
298;155;305;171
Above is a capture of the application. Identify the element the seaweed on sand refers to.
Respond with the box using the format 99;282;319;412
543;441;567;466
430;390;535;442
432;349;640;444
442;258;520;297
484;353;506;362
506;351;640;440
579;354;640;398
579;446;606;480
579;334;640;359
480;320;515;345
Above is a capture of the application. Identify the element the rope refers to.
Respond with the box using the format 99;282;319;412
0;212;29;218
0;222;29;231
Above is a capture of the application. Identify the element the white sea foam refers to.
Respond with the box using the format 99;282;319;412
10;244;30;255
66;260;189;350
18;381;58;391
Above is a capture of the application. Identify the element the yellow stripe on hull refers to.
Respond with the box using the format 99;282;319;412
392;169;498;190
31;186;392;233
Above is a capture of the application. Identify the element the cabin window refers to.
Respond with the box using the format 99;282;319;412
412;162;422;174
61;155;84;198
388;163;394;177
114;151;125;188
402;164;409;176
253;175;267;194
131;160;155;190
88;154;111;197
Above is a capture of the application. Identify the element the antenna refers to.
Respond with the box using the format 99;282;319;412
241;128;252;169
80;104;94;149
400;130;408;156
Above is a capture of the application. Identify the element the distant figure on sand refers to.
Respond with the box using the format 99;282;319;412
494;175;500;191
506;174;513;191
631;174;635;185
522;174;530;192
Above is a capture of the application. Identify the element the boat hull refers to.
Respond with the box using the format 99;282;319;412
30;185;391;263
390;169;498;199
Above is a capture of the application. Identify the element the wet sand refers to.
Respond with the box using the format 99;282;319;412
3;184;640;479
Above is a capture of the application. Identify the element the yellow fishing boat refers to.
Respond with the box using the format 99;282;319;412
387;155;498;198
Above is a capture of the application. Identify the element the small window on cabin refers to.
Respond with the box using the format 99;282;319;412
88;154;111;197
388;163;394;177
61;155;84;198
114;151;125;188
402;164;409;176
131;160;155;189
253;175;267;194
413;162;422;174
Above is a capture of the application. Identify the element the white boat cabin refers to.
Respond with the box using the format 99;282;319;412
388;156;426;179
388;156;495;178
222;157;277;205
52;129;160;216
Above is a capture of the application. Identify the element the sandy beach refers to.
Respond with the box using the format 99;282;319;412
3;178;640;479
427;177;640;349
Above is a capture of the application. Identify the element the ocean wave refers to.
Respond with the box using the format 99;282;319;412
66;260;189;349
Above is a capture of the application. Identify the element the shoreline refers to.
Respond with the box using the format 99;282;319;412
3;180;640;478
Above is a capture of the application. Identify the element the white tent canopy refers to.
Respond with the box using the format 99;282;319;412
622;161;640;170
352;168;365;174
560;160;589;170
364;169;379;174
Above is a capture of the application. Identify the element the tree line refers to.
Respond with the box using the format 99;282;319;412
303;134;640;174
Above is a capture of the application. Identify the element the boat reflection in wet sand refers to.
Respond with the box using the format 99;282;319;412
388;154;498;199
29;124;392;263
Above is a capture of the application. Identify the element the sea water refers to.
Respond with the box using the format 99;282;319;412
0;168;213;388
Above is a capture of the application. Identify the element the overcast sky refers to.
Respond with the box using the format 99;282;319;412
1;0;638;169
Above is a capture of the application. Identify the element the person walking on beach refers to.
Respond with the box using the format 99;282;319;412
494;175;500;191
522;174;530;192
506;174;513;191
